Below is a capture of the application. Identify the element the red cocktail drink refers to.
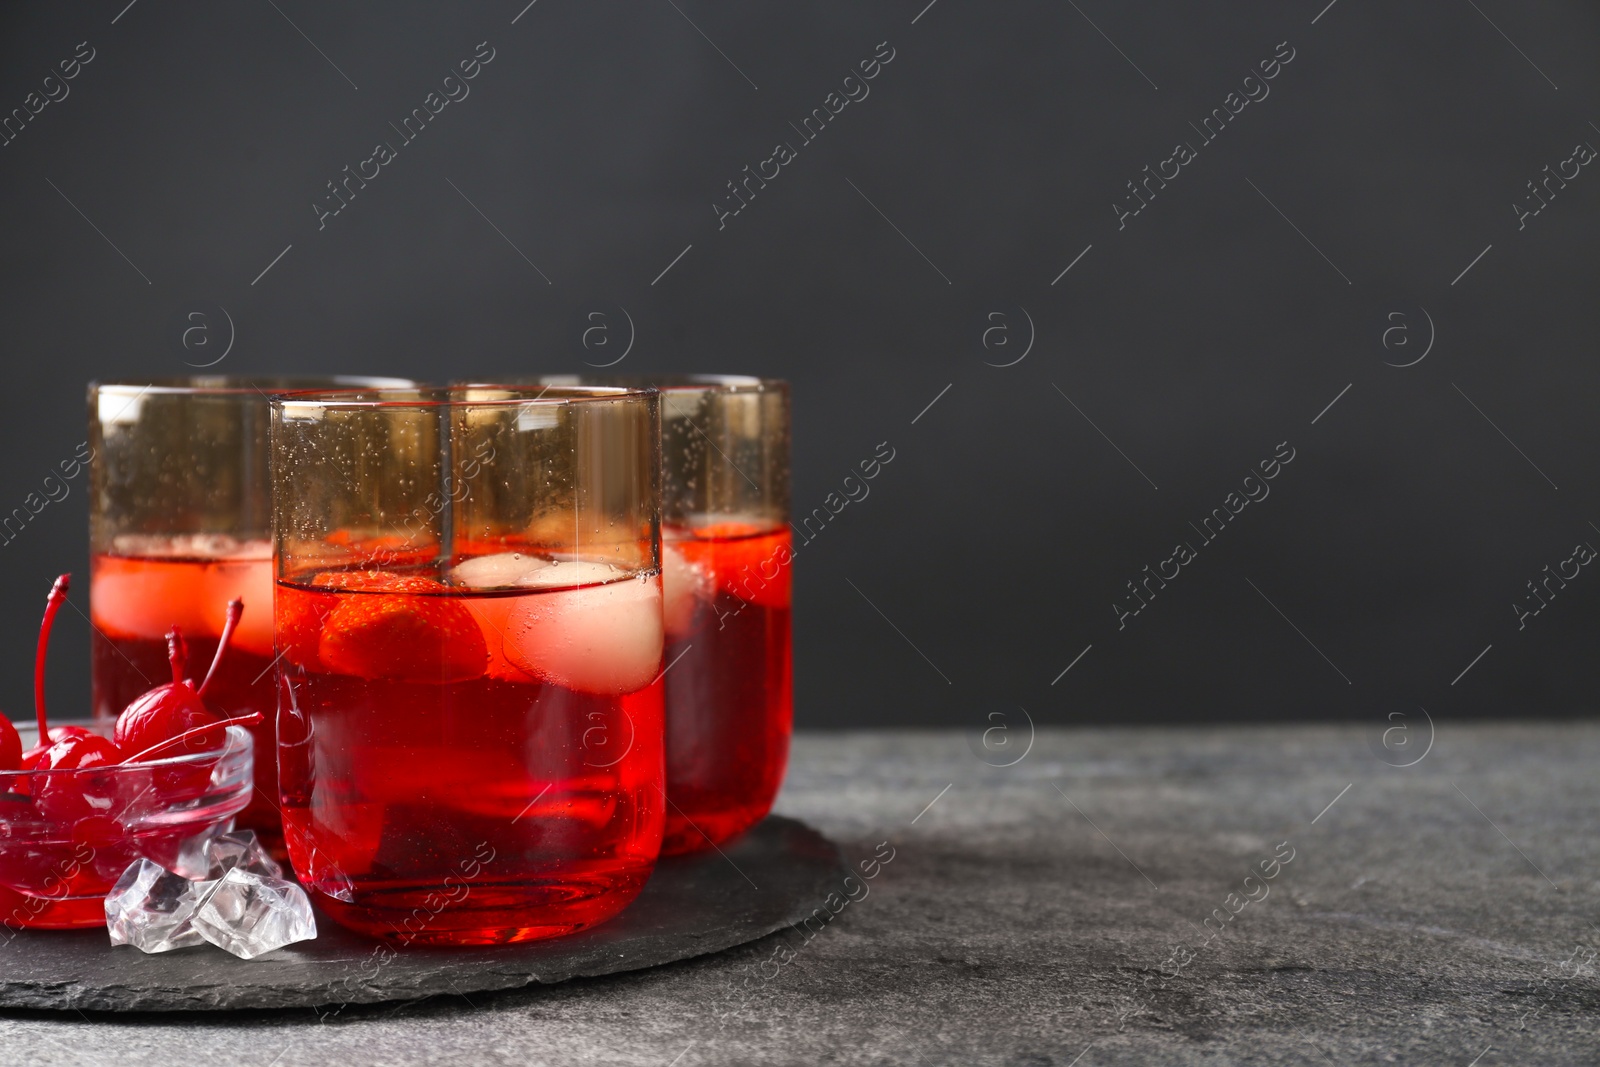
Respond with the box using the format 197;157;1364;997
91;538;279;850
89;377;415;858
508;375;792;856
662;522;792;854
277;562;664;945
272;385;664;944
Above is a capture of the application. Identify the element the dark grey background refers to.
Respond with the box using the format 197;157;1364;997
0;0;1596;730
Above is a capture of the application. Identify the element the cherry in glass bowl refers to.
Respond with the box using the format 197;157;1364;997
0;722;253;929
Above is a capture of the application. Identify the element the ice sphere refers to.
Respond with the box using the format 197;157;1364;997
192;868;317;960
105;858;212;953
175;828;283;881
505;574;663;694
452;552;551;588
662;544;710;636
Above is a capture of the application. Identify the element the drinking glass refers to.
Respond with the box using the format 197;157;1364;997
89;376;412;857
271;385;665;944
533;375;791;854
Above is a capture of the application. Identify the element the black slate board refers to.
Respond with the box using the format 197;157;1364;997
0;815;846;1012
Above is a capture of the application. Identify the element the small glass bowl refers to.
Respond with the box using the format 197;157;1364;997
0;723;253;929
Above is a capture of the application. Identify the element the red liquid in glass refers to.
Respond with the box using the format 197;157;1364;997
661;524;792;854
90;546;282;852
276;566;664;945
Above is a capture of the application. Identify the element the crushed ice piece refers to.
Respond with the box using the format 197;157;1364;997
104;858;212;954
192;868;317;960
505;575;663;694
452;552;552;588
169;821;231;880
175;828;283;881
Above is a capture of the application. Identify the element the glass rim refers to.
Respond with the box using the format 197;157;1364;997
513;374;787;395
271;383;657;411
90;376;416;397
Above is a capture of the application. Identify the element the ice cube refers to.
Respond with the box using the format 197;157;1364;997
175;829;283;881
662;544;710;636
169;822;229;880
452;552;551;588
505;575;663;694
105;858;212;953
202;552;277;657
192;868;317;960
517;559;626;588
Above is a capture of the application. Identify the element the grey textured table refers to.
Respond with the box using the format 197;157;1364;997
6;725;1599;1066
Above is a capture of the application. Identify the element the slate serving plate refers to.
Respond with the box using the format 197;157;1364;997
0;815;846;1012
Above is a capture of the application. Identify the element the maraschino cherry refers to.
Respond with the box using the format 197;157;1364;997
113;598;243;756
119;711;264;764
6;575;254;781
0;707;20;772
30;576;122;774
13;574;263;825
24;575;121;822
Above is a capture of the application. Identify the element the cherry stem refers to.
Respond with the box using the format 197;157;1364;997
34;574;70;740
197;599;244;699
166;627;188;686
120;711;263;765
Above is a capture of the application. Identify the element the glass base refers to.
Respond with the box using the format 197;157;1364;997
308;867;654;945
662;800;772;856
0;883;108;930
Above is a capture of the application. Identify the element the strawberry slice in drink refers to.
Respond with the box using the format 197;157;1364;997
314;572;488;683
276;569;392;671
276;584;335;671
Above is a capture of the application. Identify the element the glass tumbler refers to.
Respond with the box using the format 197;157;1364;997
89;376;412;857
536;376;791;855
271;386;665;944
